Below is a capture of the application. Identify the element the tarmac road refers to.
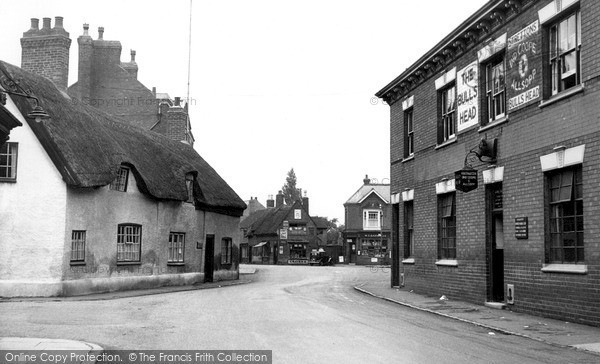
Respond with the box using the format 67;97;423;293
0;265;598;363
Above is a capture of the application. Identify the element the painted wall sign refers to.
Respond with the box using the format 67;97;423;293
455;168;478;192
515;217;529;239
288;259;309;265
457;61;479;132
279;229;288;240
507;20;541;111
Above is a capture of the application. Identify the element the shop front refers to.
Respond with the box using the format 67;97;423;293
356;232;391;265
287;242;309;265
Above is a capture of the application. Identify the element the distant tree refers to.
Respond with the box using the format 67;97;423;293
282;168;302;205
326;218;345;245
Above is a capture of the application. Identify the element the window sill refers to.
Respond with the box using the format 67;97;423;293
435;259;458;267
435;138;457;150
402;155;415;163
116;261;141;266
70;261;86;266
539;83;585;109
541;264;587;274
167;262;185;266
479;116;509;132
402;258;415;264
0;178;17;183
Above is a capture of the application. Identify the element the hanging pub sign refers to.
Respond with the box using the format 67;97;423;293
507;20;541;111
455;168;478;192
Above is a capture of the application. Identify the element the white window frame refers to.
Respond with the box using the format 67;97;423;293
110;166;129;192
439;84;456;143
0;142;18;181
168;232;185;263
70;230;86;263
117;224;142;263
548;9;581;96
363;209;382;230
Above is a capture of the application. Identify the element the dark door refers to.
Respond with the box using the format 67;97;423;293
349;240;357;263
204;234;215;282
273;243;278;265
486;184;504;302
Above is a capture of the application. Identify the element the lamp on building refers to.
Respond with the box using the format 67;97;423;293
1;89;50;123
463;138;498;168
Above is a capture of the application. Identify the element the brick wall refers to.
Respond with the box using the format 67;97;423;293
387;0;600;326
20;17;71;91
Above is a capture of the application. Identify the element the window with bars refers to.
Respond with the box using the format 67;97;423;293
438;85;456;143
70;230;86;263
117;224;141;263
110;167;129;192
437;193;456;259
404;108;414;157
363;210;382;230
221;237;232;264
168;232;185;263
484;56;505;124
548;9;581;96
0;142;18;181
547;166;583;263
404;201;414;258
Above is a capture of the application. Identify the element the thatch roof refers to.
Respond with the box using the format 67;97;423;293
0;60;246;216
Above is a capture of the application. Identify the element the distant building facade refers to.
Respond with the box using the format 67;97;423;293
343;176;391;265
240;192;328;265
376;0;600;326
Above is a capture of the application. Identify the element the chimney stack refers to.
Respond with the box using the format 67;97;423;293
302;190;309;215
29;18;39;31
363;174;371;185
266;195;274;208
98;27;104;40
54;16;64;29
75;23;93;100
276;191;284;208
41;17;51;31
21;16;71;91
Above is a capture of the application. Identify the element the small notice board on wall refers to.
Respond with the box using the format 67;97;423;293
515;217;528;239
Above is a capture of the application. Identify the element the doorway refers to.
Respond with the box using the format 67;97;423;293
486;183;504;302
204;234;215;282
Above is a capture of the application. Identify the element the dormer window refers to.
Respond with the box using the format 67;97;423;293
110;166;129;192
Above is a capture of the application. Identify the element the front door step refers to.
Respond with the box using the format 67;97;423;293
485;301;506;310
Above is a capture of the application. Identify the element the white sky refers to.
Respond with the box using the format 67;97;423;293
0;0;487;222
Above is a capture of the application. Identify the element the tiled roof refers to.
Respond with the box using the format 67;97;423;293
345;184;390;204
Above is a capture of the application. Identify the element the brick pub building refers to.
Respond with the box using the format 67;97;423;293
376;0;600;326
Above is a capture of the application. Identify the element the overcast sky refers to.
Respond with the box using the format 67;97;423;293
0;0;487;221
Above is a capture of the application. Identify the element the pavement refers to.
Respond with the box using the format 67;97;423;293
2;266;599;358
354;279;600;355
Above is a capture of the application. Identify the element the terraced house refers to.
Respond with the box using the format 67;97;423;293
376;0;600;326
0;17;245;297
